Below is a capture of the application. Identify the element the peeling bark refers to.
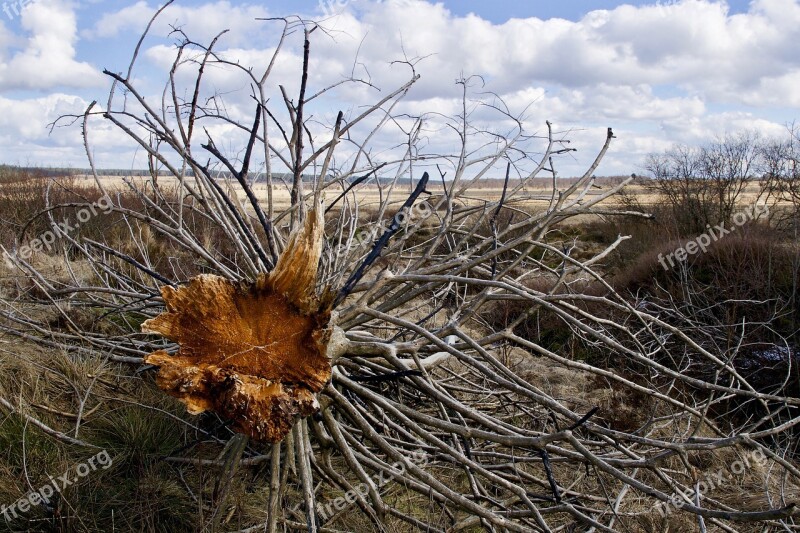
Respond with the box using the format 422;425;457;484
142;209;333;442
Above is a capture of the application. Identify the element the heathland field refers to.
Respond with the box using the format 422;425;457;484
0;165;798;532
75;174;770;211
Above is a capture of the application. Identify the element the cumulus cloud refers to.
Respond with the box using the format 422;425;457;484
0;91;166;168
0;93;87;165
2;0;798;174
309;0;800;173
323;0;800;105
0;93;84;140
83;1;273;46
87;0;800;112
0;0;102;91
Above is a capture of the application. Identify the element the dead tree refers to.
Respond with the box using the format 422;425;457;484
1;8;799;532
644;131;762;236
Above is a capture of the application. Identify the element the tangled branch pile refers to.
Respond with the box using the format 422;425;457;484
1;7;798;532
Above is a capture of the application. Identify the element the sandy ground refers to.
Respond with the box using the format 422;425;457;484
74;175;770;214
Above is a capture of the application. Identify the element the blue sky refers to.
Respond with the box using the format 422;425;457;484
1;0;798;176
417;0;752;20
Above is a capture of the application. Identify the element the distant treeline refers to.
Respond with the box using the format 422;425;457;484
0;165;637;187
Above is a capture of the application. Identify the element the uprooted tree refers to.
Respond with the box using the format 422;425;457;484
2;6;799;532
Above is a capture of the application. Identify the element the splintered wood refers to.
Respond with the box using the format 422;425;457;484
142;209;333;442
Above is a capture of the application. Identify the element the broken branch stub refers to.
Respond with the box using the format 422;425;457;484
142;209;333;442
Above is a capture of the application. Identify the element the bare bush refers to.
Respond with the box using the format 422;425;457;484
645;131;762;236
759;123;800;228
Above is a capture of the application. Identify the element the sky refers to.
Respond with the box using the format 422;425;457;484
0;0;798;177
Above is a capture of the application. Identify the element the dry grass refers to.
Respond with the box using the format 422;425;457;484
0;169;798;531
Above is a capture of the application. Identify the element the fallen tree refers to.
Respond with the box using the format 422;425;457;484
1;6;799;532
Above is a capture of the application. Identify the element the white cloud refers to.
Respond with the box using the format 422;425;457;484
0;93;87;165
0;93;84;139
93;0;799;108
81;0;155;39
1;0;798;174
277;0;800;109
83;1;273;46
734;71;800;108
0;0;102;91
0;91;180;168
